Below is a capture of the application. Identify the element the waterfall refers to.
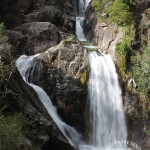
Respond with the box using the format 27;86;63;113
85;52;127;150
76;17;86;41
16;55;83;147
76;0;91;41
16;52;129;150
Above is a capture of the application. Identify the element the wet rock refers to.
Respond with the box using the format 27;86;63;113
0;0;35;29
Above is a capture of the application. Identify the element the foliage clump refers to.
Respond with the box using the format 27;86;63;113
92;0;102;16
92;0;111;17
108;0;134;26
0;113;23;150
131;46;150;119
132;47;150;94
116;25;135;79
0;23;15;101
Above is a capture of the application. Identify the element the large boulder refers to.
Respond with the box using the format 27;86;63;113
0;0;35;29
25;6;75;33
5;30;34;55
26;39;88;134
14;22;60;54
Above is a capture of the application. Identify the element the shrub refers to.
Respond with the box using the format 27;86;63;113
116;25;135;79
0;23;15;100
132;47;150;94
92;0;102;16
0;113;23;150
108;0;134;25
131;46;150;119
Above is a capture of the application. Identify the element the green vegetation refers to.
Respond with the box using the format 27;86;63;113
92;0;110;17
92;0;102;16
108;0;134;26
146;129;150;136
0;113;23;150
131;47;150;118
116;25;135;79
92;0;137;24
132;47;150;94
80;69;87;85
0;23;15;102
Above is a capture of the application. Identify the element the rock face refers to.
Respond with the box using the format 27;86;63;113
6;22;60;55
84;5;123;61
16;22;59;54
92;23;123;61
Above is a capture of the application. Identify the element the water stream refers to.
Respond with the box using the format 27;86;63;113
76;0;91;41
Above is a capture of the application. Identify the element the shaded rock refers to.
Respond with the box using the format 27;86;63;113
0;0;35;29
45;0;76;16
5;30;34;55
15;22;60;54
8;70;73;149
25;6;75;33
124;92;139;120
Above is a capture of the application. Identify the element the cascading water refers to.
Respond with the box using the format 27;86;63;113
86;52;127;150
76;0;91;41
16;52;129;150
16;55;83;147
76;17;86;41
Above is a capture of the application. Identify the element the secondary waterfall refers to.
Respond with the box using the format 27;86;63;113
88;52;127;150
16;55;83;147
76;0;91;41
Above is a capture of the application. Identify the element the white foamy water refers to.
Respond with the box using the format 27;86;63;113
85;0;91;9
16;55;82;147
76;17;87;41
76;0;92;41
86;52;127;150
